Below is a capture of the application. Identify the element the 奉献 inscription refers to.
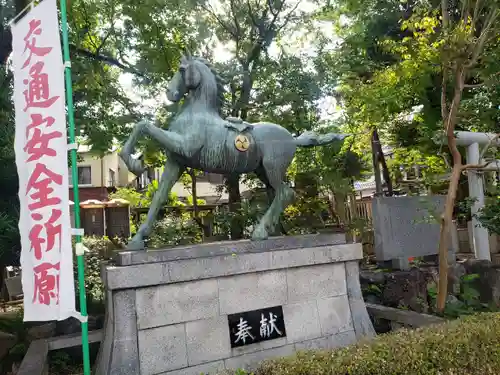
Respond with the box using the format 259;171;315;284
228;306;286;348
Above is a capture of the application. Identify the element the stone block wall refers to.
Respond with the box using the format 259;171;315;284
372;196;457;268
96;234;375;375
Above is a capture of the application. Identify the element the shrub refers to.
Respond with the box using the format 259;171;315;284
476;193;500;236
256;313;500;375
148;215;203;248
73;236;123;312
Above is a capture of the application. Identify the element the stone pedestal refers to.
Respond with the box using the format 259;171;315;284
95;233;375;375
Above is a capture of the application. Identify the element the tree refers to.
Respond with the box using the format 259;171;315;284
321;0;499;311
0;2;22;292
0;0;141;276
200;0;315;238
434;0;499;311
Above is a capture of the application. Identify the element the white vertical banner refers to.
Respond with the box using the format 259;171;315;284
11;0;77;322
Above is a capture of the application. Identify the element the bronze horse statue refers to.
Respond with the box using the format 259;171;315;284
119;52;348;249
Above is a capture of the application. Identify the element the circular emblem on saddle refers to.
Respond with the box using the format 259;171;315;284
234;134;250;152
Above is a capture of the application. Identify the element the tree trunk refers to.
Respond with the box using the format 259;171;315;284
189;169;211;237
226;67;253;240
437;163;461;310
227;174;243;239
190;170;199;218
436;66;465;312
372;128;393;196
371;131;383;195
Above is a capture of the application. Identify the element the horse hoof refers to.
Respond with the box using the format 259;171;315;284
251;227;268;241
126;238;146;251
129;160;146;177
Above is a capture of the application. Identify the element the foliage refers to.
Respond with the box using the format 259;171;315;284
49;351;83;375
476;192;500;235
283;196;330;234
0;308;28;370
0;0;140;268
386;147;447;192
109;187;145;208
73;237;123;312
110;179;198;209
456;197;476;225
427;274;498;319
320;0;498;312
211;199;265;238
0;56;19;269
318;0;500;202
148;215;203;248
256;312;500;375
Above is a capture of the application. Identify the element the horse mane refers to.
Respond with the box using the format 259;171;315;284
190;56;226;113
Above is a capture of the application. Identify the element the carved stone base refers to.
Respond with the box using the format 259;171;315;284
95;234;375;375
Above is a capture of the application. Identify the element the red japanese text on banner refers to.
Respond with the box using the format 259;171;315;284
11;0;76;322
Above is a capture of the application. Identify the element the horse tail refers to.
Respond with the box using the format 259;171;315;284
294;131;349;147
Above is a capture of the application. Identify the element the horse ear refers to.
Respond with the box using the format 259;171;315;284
183;47;192;59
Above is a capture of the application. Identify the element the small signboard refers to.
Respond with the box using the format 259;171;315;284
228;305;286;348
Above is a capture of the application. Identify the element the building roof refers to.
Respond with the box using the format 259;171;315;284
353;176;376;191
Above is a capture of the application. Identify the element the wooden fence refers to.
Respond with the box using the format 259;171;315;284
346;199;374;224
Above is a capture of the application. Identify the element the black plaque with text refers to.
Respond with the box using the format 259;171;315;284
227;305;286;348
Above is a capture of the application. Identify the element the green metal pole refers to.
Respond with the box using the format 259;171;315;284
59;0;91;374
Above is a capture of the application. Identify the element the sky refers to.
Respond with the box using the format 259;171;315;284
118;0;342;122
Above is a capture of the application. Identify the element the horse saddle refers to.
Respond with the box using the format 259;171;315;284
224;116;254;133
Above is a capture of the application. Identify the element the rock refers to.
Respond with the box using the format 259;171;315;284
0;331;16;361
367;313;391;334
56;317;81;336
463;259;492;274
381;267;438;313
364;294;382;305
27;322;56;341
90;314;105;330
446;294;459;305
360;270;386;284
448;263;466;295
56;314;105;336
390;321;405;332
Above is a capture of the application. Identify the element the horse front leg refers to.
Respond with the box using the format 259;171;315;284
127;158;184;250
119;119;193;177
119;120;147;176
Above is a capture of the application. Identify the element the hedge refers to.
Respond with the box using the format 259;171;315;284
256;313;500;375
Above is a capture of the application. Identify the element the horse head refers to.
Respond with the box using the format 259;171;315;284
166;51;226;113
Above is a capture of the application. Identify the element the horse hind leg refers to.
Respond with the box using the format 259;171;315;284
255;168;277;236
252;161;295;241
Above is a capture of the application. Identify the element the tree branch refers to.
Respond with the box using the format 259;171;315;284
229;0;243;39
245;0;260;30
463;83;484;88
467;8;499;67
441;68;448;121
479;133;500;160
276;1;302;34
200;3;238;39
70;45;147;77
471;0;485;31
441;0;449;29
445;66;465;135
460;0;470;21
